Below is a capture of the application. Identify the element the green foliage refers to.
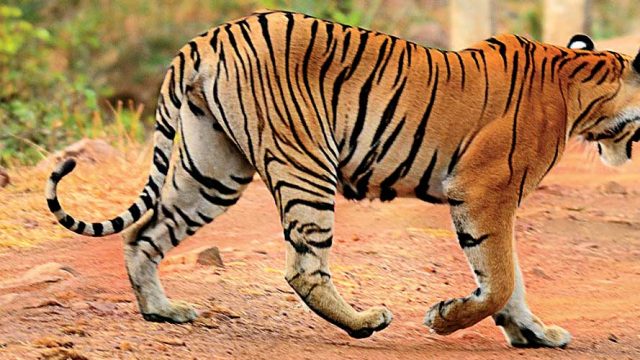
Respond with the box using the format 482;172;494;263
0;3;147;166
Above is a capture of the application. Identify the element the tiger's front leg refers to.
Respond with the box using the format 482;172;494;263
492;255;571;348
424;190;516;335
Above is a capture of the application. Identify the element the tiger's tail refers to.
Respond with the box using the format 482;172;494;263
45;53;189;237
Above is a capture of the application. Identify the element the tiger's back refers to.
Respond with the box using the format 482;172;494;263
191;10;575;204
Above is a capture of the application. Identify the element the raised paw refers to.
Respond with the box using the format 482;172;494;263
347;306;393;339
142;300;198;324
423;299;466;335
496;313;571;348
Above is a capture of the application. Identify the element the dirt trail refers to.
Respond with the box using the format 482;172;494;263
0;145;639;359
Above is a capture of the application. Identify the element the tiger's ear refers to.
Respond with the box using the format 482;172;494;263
568;34;595;50
633;50;640;73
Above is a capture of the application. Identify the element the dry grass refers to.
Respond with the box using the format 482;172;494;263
0;142;152;250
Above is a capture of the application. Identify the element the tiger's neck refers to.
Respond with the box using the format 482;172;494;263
555;50;628;138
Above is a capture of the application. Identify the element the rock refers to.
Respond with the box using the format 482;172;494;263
19;263;77;285
37;139;121;170
600;181;627;195
196;247;224;267
0;166;9;187
165;246;224;268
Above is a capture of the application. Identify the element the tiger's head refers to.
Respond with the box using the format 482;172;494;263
568;34;640;167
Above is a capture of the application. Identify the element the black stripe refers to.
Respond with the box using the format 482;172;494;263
453;52;465;89
188;41;201;71
504;51;520;115
458;232;489;248
60;215;74;228
230;174;253;184
582;60;606;82
47;198;61;212
168;66;182;108
447;142;462;175
197;211;213;224
199;189;239;207
307;236;333;249
128;203;141;220
379;67;440;192
93;223;104;236
415;150;438;202
517;167;528;207
178;52;186;93
166;223;179;246
542;137;561;179
138;236;164;258
487;38;508;70
174;206;202;228
187;100;205;117
568;62;588;79
377;117;406;162
111;217;125;233
283;199;334;215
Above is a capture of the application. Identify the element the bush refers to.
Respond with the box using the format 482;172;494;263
0;5;103;165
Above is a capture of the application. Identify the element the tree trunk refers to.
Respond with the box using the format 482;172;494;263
543;0;588;45
449;0;493;50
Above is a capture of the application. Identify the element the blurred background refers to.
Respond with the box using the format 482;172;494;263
1;0;640;166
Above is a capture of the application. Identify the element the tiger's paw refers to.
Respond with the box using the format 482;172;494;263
423;299;465;335
495;313;571;348
142;300;198;324
347;307;393;339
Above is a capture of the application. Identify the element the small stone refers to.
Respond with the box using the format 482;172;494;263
87;301;117;315
37;138;121;170
33;336;74;348
608;333;619;343
194;317;219;329
600;181;627;195
19;263;77;285
61;326;88;337
202;304;241;319
39;348;88;360
196;247;224;267
154;336;186;346
531;267;553;280
23;299;67;309
0;166;9;187
117;341;134;351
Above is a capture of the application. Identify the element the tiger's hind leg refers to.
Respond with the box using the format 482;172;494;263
272;170;392;338
123;99;255;323
492;255;571;348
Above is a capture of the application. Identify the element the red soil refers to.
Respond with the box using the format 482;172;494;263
0;144;639;359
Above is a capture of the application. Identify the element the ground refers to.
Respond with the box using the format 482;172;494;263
0;142;639;360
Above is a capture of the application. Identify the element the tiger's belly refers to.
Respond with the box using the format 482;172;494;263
337;162;449;203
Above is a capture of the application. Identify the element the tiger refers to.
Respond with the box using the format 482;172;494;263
45;10;640;348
